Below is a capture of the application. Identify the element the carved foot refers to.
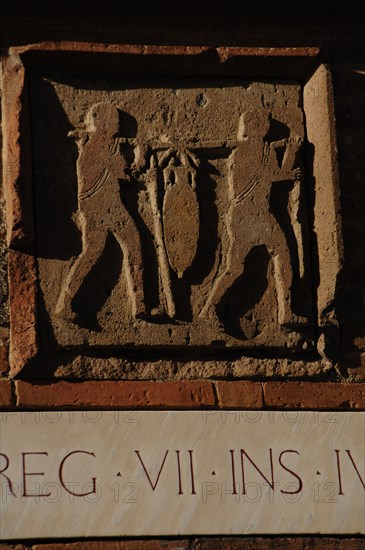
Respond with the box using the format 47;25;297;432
281;313;308;328
135;310;157;322
199;305;224;332
199;303;216;320
54;299;77;322
135;308;174;323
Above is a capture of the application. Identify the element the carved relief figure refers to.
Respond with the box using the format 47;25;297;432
56;102;146;321
200;109;305;327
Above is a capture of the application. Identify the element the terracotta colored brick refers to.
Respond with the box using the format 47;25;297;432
29;541;365;550
192;539;365;550
8;250;38;376
0;379;12;407
16;380;216;408
303;539;338;550
264;382;365;409
216;381;263;408
191;538;303;550
303;540;365;550
337;540;365;550
0;545;27;549
33;542;189;550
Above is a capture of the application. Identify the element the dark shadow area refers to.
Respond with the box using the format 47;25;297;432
294;162;315;323
265;118;290;142
331;67;365;370
30;74;81;259
170;270;193;322
217;245;270;339
118;110;138;137
266;118;290;168
302;140;320;347
72;233;123;331
2;2;363;72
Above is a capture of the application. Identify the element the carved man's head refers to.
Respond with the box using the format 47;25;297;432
86;102;119;135
238;109;270;140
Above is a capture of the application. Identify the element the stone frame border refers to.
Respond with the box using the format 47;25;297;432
1;43;343;376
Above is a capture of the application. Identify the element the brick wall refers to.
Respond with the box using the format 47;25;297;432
0;2;364;547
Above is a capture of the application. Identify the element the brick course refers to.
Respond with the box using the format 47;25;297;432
216;381;263;408
263;382;365;409
13;380;365;409
15;380;216;408
0;379;12;407
0;538;363;549
33;542;189;550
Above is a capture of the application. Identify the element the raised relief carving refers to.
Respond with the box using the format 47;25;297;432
55;103;146;322
144;154;176;319
162;150;200;280
33;81;313;349
200;109;306;329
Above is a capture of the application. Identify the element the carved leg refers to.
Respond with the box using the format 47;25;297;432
270;228;307;326
200;240;251;321
114;216;146;319
55;229;107;320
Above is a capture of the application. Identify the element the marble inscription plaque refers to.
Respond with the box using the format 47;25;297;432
32;76;314;351
1;411;364;538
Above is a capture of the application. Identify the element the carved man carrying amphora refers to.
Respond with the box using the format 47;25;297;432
56;102;146;322
201;109;305;328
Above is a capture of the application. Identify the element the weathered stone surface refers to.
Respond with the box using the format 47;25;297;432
52;356;331;381
1;411;364;538
303;65;343;360
31;70;312;352
8;250;38;374
2;46;343;374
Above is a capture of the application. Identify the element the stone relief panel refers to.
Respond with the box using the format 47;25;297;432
31;76;314;351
